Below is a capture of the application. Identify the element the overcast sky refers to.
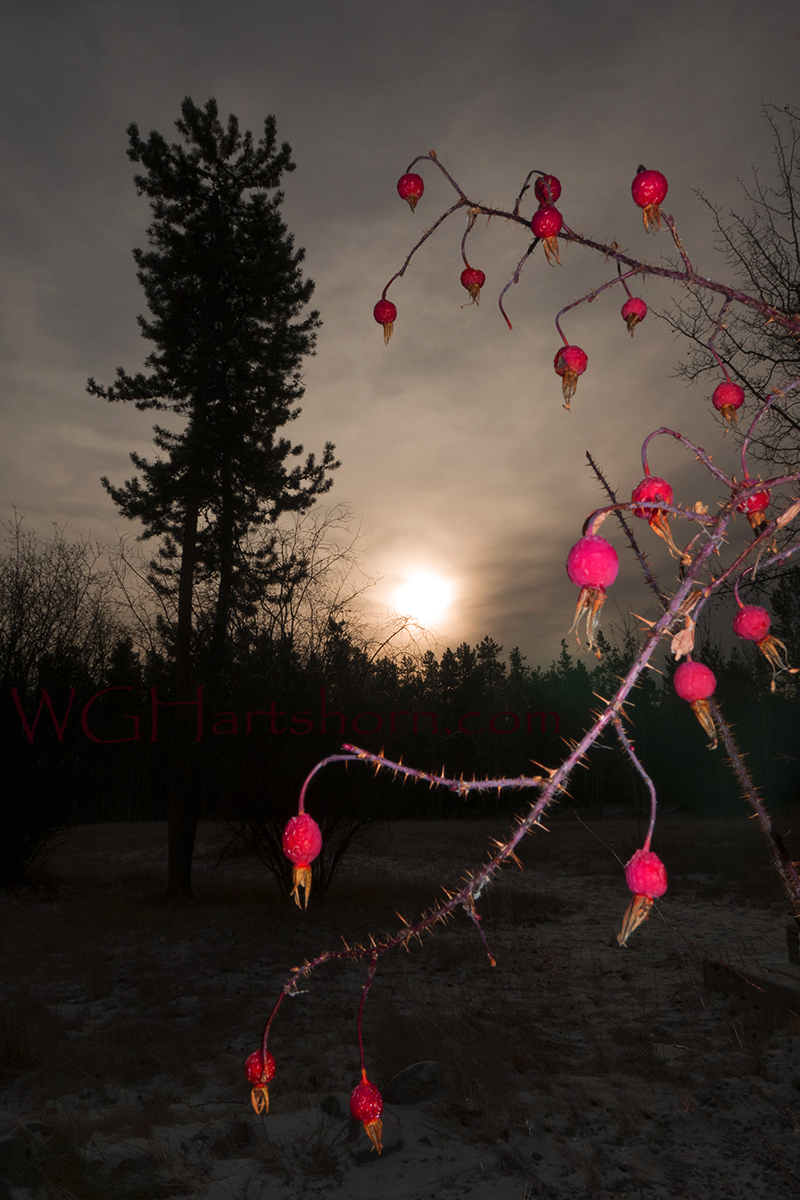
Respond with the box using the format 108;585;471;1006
2;1;799;668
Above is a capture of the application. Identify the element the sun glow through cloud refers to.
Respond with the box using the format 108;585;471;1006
391;571;455;628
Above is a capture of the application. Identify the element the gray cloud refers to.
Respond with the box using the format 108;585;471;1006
1;0;798;662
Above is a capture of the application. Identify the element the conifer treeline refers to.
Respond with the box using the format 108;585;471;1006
4;577;798;884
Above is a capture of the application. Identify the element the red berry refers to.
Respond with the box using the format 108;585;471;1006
460;266;486;303
621;296;647;335
534;174;561;206
624;849;668;899
733;604;771;642
631;168;668;233
736;488;770;515
350;1078;383;1123
245;1049;276;1085
397;173;424;211
373;298;397;345
554;345;588;406
531;206;563;239
283;813;322;908
631;476;673;519
674;661;716;703
566;535;619;590
282;813;322;867
554;344;588;377
373;299;396;327
712;382;744;413
350;1076;384;1153
631;169;668;209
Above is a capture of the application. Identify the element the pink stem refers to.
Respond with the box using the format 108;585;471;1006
612;716;658;851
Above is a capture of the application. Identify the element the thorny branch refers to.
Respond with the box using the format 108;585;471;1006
255;151;800;1092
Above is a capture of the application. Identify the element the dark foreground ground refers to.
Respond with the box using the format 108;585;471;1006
2;814;800;1199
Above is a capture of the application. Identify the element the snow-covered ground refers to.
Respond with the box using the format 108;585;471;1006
2;816;799;1199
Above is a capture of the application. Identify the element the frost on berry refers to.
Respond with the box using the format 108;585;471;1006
531;206;563;265
534;174;561;206
621;296;647;336
350;1074;383;1153
566;534;618;657
733;604;794;692
617;849;668;947
373;298;397;346
712;381;744;428
631;166;668;233
674;661;718;748
246;1048;276;1115
396;173;424;211
282;813;323;908
631;476;680;557
460;266;486;305
553;345;588;409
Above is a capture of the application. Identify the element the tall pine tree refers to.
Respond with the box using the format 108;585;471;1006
89;97;337;897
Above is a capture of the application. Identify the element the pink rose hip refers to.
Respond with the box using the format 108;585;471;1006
731;604;793;690
631;476;673;520
618;848;667;946
373;298;397;345
531;205;563;238
396;173;424;211
534;173;561;205
283;813;323;908
246;1048;276;1084
566;535;619;589
631;475;680;557
674;661;716;702
736;485;770;534
625;849;668;898
632;167;668;232
553;345;588;408
712;381;744;427
737;488;769;514
674;661;717;748
246;1048;276;1114
732;604;771;643
566;535;618;657
621;296;647;336
460;266;485;304
532;205;563;265
350;1074;383;1153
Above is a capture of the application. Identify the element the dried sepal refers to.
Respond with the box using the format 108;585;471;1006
647;510;682;557
570;586;608;659
541;235;561;266
617;894;654;947
670;617;696;661
690;698;718;750
756;634;797;693
290;864;313;908
363;1118;383;1154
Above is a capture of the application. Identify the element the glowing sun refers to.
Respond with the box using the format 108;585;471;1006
391;571;455;627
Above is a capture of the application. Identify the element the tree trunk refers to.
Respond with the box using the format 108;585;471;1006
209;449;234;668
167;493;200;901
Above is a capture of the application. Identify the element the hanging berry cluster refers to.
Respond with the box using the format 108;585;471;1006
246;149;800;1151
